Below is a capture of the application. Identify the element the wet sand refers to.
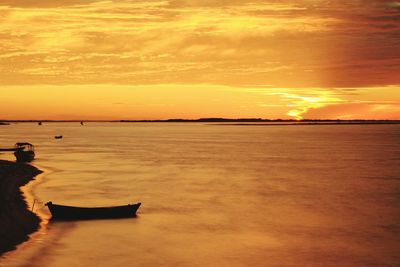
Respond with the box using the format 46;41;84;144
0;160;42;254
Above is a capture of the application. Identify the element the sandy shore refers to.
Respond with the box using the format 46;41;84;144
0;160;43;255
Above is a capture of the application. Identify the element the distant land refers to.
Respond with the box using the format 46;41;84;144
1;118;400;124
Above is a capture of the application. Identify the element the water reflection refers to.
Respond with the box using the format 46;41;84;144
0;123;399;266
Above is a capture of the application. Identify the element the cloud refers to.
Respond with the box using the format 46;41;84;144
305;102;400;120
0;0;399;88
238;85;400;119
266;89;344;120
0;0;94;8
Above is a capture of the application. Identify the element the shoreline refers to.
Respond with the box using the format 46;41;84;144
0;160;43;255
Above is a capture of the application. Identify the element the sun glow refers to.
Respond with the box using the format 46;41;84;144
0;84;398;120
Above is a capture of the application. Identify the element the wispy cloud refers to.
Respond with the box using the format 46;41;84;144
265;89;344;120
239;85;400;119
2;0;398;88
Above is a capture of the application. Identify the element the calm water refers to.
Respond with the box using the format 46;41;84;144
0;123;399;267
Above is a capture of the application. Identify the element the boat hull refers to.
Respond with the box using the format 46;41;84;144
45;202;141;220
14;151;35;162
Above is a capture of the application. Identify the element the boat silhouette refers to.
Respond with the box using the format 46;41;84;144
13;142;35;162
45;202;141;220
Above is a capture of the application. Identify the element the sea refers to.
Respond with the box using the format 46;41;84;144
0;122;399;267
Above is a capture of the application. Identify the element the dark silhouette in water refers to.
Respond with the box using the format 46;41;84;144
14;143;35;162
80;121;84;125
54;135;63;139
38;122;42;125
45;202;141;220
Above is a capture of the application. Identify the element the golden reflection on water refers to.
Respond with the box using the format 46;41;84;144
0;123;399;267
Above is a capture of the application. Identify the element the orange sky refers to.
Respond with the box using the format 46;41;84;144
1;0;399;120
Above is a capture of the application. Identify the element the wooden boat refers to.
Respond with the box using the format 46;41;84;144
54;135;63;139
14;142;35;162
45;201;141;220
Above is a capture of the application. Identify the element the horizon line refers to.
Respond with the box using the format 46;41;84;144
1;118;400;123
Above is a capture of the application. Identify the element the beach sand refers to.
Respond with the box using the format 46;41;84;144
0;160;42;254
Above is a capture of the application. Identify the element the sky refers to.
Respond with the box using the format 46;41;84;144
0;0;399;120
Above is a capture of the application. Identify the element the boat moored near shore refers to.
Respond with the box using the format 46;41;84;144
14;143;35;162
45;202;141;220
